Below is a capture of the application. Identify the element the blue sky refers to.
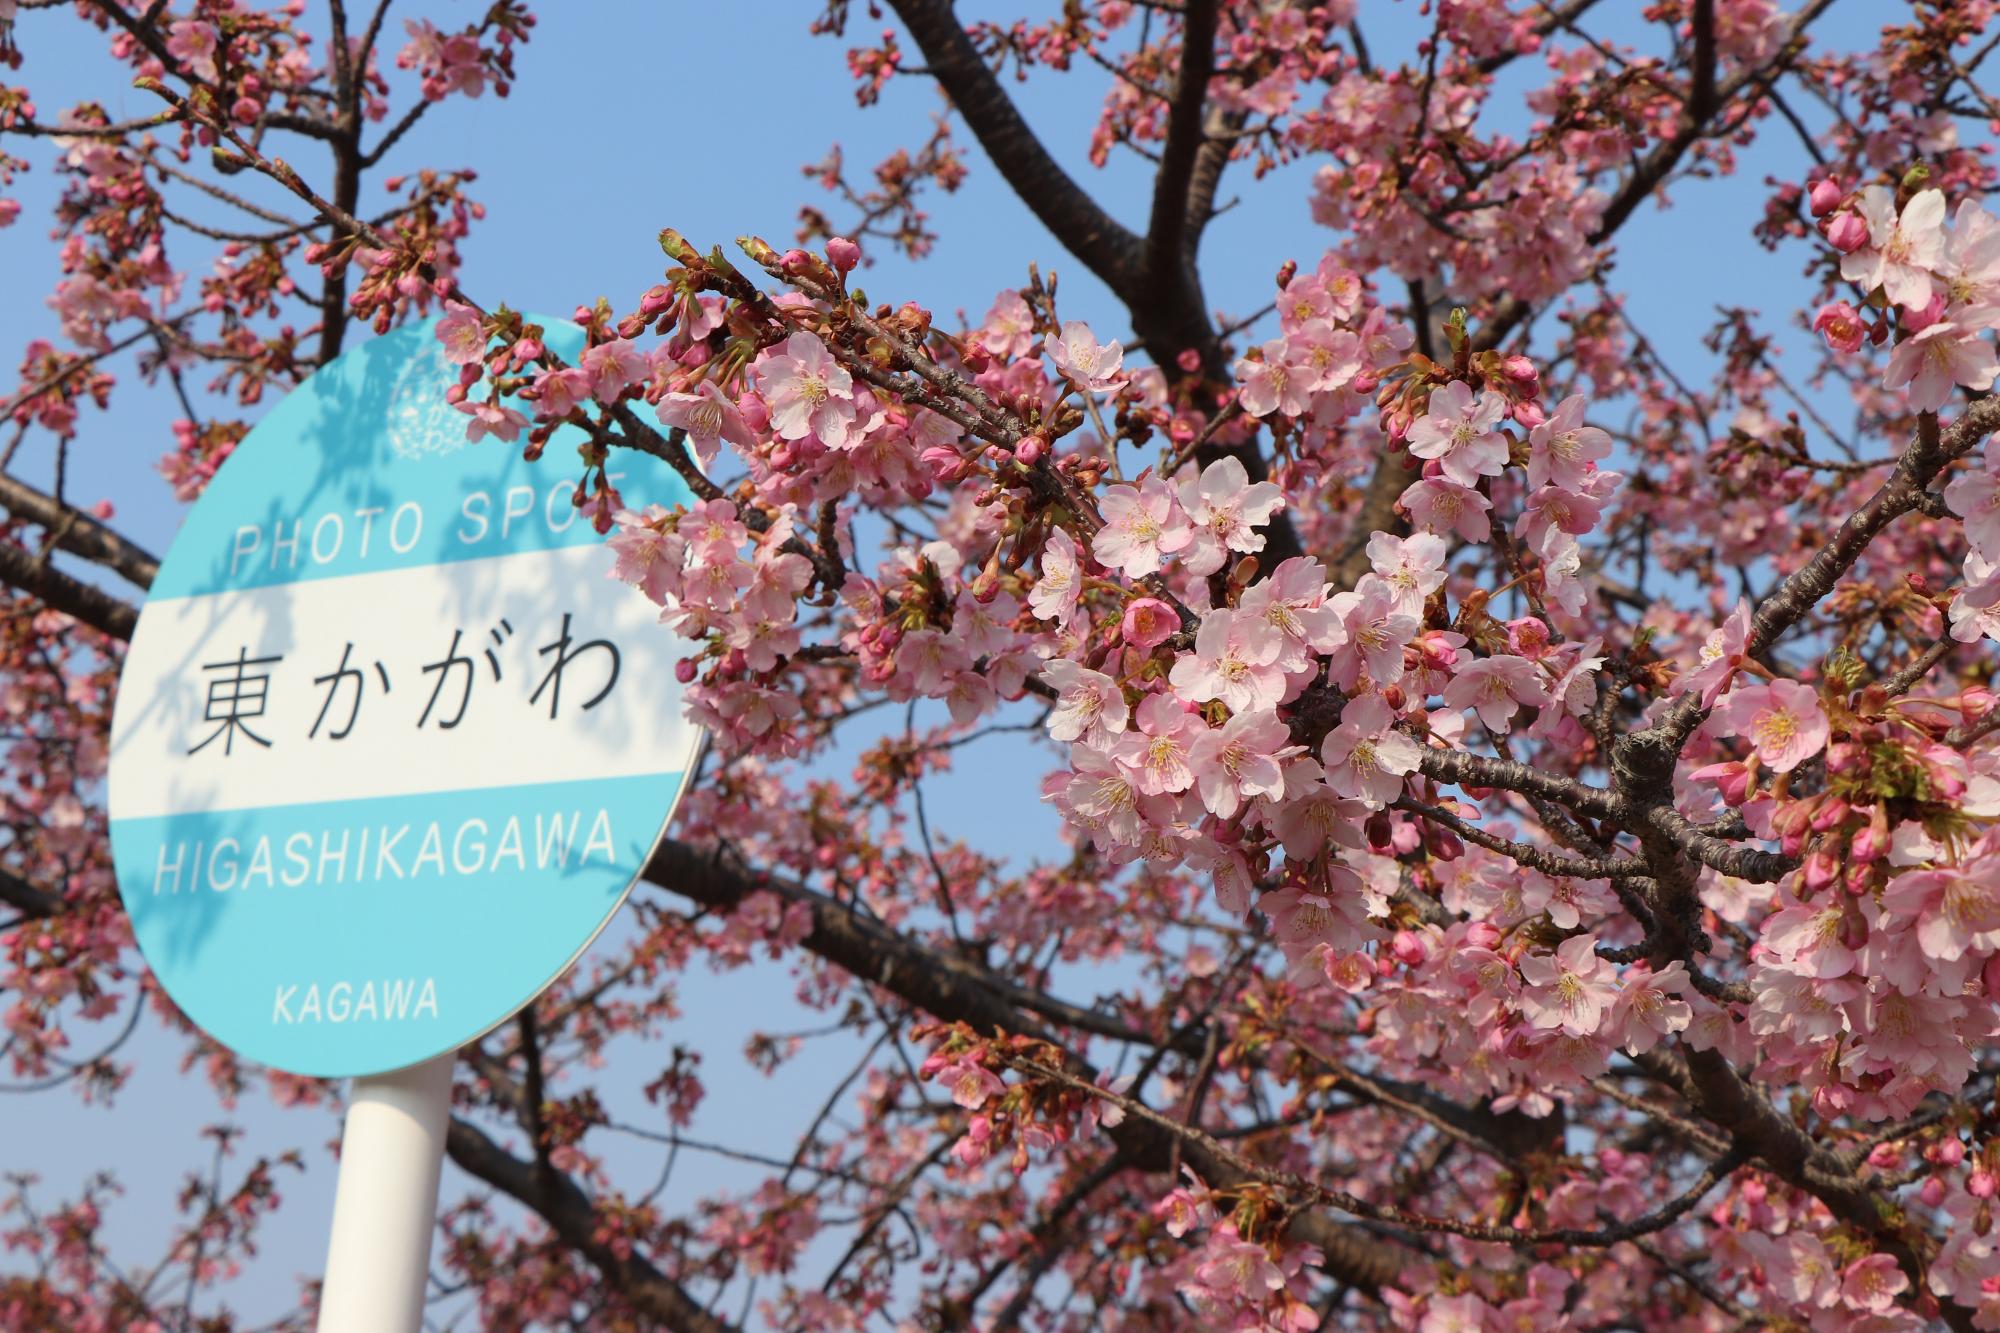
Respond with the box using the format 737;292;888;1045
0;2;1882;1325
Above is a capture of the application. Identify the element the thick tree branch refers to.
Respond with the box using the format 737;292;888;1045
0;473;160;591
885;0;1143;288
0;540;139;640
1145;0;1218;286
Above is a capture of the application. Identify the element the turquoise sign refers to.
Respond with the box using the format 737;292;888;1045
107;317;701;1077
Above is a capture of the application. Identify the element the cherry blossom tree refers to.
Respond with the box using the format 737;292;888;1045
11;1;2000;1328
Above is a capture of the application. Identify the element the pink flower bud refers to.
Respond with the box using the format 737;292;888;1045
1016;435;1047;464
640;284;674;316
1802;851;1841;893
1390;929;1427;966
1511;399;1546;428
1176;348;1203;373
1934;1138;1967;1166
1808;177;1843;217
513;337;545;364
1851;803;1890;864
1972;1170;1997;1199
1501;355;1539;383
1120;597;1178;650
1905;293;1949;332
1921;1176;1947;1207
926;446;976;484
827;236;861;273
1826;212;1870;253
674;658;697;684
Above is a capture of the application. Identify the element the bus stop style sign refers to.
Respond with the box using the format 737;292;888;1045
106;317;701;1078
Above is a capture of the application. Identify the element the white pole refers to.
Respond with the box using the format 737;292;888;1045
317;1053;455;1333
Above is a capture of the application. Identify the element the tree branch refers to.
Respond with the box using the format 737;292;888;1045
444;1116;738;1333
885;0;1143;289
0;540;139;640
1145;0;1217;286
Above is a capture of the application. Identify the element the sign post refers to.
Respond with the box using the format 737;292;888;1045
317;1055;454;1330
105;317;702;1332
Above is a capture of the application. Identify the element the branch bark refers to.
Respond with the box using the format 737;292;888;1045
0;539;140;640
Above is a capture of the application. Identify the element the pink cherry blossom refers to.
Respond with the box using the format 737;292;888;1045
1177;455;1286;576
755;331;859;447
1324;584;1418;691
1168;609;1287;712
1673;599;1755;707
979;290;1035;358
1881;863;2000;962
1400;475;1494;542
1120;596;1178;650
657;380;756;468
1443;655;1550;734
1187;708;1293;819
1320;693;1422;808
1840;1254;1910;1313
1041;658;1128;745
456;397;528;443
1882;319;1999;412
1092;477;1191;577
1517;934;1619;1035
1713;679;1829;773
1028;527;1084;627
1237;555;1343;671
1235;339;1313;418
435;304;488;364
1405;381;1510;484
1123;693;1201;795
1044;320;1124;391
1361;531;1447;615
1814;300;1867;353
580;338;646;398
1839;186;1947;310
1525;394;1612;490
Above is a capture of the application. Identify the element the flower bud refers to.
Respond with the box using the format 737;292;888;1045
1921;1177;1947;1208
920;445;972;483
827;236;861;273
1016;435;1047;464
1808;176;1842;217
1825;212;1870;253
1851;803;1890;864
1511;399;1546;428
1972;1170;1997;1200
674;658;697;684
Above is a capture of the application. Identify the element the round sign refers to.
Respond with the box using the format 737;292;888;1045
107;317;701;1078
